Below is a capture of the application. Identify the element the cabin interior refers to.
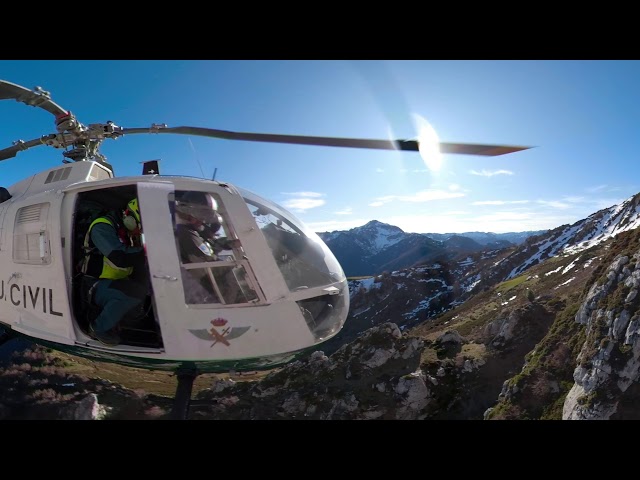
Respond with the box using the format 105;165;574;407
71;186;163;348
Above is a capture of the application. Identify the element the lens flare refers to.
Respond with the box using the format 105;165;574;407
412;114;442;171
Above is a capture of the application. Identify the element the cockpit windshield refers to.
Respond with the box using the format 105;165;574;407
238;187;346;292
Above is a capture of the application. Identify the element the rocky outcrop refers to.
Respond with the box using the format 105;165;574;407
59;393;108;420
433;330;466;357
563;251;640;419
425;303;555;420
190;323;431;420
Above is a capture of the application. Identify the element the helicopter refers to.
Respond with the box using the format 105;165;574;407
0;79;531;419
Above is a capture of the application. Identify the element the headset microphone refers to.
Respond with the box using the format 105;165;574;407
123;212;138;231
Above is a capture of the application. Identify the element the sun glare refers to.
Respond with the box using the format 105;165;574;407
412;114;442;171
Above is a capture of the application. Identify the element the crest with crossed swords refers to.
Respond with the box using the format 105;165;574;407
188;318;251;347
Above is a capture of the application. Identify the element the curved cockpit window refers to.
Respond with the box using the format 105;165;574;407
239;187;346;292
239;187;349;343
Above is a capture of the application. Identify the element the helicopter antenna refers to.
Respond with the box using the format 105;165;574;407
187;137;206;179
212;167;217;181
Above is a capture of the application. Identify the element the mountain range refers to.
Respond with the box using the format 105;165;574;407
318;192;640;350
313;191;640;419
317;221;546;276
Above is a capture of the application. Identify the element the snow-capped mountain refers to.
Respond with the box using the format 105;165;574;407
489;191;640;281
318;192;640;281
318;221;445;276
317;220;541;277
318;191;640;352
318;220;407;253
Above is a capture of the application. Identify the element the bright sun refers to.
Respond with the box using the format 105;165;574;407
412;113;442;171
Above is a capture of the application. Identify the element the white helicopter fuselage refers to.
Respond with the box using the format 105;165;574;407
0;160;349;372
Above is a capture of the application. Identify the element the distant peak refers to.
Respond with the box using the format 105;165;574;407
359;220;405;233
364;220;385;227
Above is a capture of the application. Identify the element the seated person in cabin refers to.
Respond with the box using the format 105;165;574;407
175;191;239;262
174;191;241;303
81;198;147;346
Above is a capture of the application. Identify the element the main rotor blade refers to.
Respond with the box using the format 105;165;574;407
120;126;532;156
0;80;68;118
0;137;46;161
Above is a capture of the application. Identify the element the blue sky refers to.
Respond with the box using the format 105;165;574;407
1;60;638;234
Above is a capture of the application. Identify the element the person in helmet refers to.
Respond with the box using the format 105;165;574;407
82;197;147;345
123;197;142;240
175;191;239;263
174;191;241;304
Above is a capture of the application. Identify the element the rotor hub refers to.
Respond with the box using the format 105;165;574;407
55;111;81;134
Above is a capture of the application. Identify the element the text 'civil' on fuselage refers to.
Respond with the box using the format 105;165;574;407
0;281;63;316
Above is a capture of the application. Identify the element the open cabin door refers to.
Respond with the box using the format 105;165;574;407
136;182;183;355
138;182;268;360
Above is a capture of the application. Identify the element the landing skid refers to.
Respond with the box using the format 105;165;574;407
171;365;199;420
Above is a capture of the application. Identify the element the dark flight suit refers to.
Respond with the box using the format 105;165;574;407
85;215;147;335
176;224;238;304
